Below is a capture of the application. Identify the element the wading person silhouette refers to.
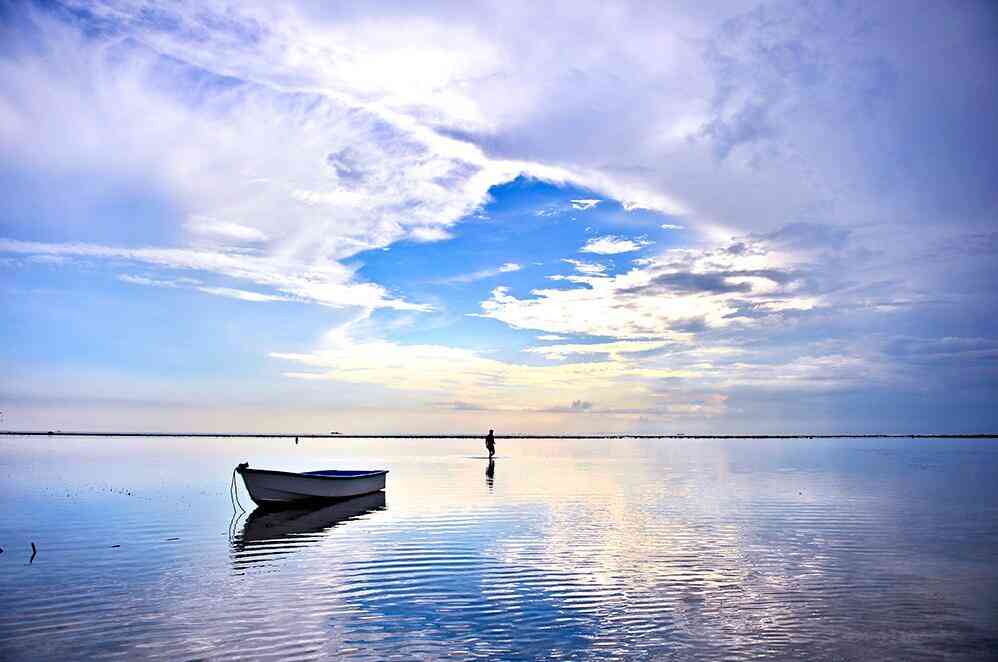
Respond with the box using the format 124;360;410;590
485;429;495;459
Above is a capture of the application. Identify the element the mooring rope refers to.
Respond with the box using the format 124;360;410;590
228;467;247;543
230;467;246;514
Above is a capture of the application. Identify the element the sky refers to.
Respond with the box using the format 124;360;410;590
1;0;996;434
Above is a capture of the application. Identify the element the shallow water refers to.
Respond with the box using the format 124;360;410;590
1;435;996;660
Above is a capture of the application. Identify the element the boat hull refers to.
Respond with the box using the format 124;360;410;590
237;467;387;506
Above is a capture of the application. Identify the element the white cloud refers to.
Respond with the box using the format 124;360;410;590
570;199;601;210
661;224;685;231
408;227;455;243
580;235;653;255
118;274;188;288
434;262;522;284
26;254;67;264
3;239;427;311
480;236;821;339
196;286;291;303
271;326;697;413
0;12;588;315
524;340;672;361
9;0;991;248
185;217;269;243
0;1;699;258
561;258;607;275
121;272;290;302
622;202;653;212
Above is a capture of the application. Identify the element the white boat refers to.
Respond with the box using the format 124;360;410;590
235;462;387;507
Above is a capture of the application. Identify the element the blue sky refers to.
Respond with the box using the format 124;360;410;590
1;0;997;433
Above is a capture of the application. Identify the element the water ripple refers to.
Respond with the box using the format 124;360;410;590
1;436;997;659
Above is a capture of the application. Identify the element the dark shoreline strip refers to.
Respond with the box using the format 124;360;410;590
1;432;995;439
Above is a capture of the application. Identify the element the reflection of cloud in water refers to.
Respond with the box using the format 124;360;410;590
321;446;734;656
232;492;386;570
4;436;996;659
319;442;859;657
323;511;604;658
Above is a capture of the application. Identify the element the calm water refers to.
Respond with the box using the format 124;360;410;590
1;436;996;661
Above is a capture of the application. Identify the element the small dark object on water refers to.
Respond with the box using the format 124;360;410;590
110;544;120;548
295;436;299;444
0;546;4;554
165;537;180;541
30;542;37;562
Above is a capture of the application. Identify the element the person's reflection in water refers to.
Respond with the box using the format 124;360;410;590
486;458;495;490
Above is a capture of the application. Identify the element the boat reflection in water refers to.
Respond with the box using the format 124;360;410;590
232;491;386;570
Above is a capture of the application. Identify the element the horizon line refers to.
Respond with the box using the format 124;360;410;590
2;431;996;440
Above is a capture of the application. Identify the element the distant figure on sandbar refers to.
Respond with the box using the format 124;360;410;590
485;429;495;459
